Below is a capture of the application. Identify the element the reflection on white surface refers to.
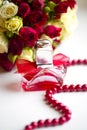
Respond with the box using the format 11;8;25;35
0;0;87;130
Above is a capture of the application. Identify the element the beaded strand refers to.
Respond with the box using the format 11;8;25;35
25;59;87;130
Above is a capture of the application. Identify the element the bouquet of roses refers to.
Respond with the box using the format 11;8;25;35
0;0;77;71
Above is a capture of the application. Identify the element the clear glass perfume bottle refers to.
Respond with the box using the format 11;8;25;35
22;39;67;91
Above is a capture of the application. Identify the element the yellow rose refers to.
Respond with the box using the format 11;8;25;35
5;16;23;34
0;2;18;19
19;47;34;62
8;53;18;63
0;33;8;53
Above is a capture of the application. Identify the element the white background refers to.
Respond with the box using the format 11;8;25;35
0;0;87;130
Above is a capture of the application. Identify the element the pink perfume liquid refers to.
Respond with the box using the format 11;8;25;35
22;65;66;91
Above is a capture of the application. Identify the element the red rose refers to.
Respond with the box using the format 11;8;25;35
54;1;69;14
19;27;38;47
31;0;44;10
44;25;61;38
18;2;30;18
54;0;76;14
68;0;76;9
0;53;15;71
28;11;48;26
8;35;24;55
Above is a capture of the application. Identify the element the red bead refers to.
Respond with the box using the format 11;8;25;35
66;61;71;66
44;119;52;126
62;85;69;92
45;93;52;100
59;116;67;125
24;125;29;130
45;93;52;97
83;59;87;64
46;90;53;94
38;120;44;127
57;86;62;93
60;106;69;113
65;109;72;115
75;84;81;91
51;100;59;107
69;85;75;92
30;122;38;129
52;118;59;126
81;84;87;91
64;114;71;121
71;60;76;65
47;97;55;105
76;59;82;64
51;87;58;94
56;103;64;110
24;125;32;130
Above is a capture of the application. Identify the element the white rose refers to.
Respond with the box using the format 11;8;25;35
0;2;18;19
60;7;77;33
0;33;8;53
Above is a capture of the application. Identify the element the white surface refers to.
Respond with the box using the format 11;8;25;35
0;0;87;130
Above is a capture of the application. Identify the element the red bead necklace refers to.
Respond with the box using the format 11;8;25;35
24;59;87;130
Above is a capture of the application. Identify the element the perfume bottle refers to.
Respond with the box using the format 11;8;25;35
22;39;66;91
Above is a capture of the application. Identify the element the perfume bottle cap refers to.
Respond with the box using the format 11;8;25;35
36;39;52;49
